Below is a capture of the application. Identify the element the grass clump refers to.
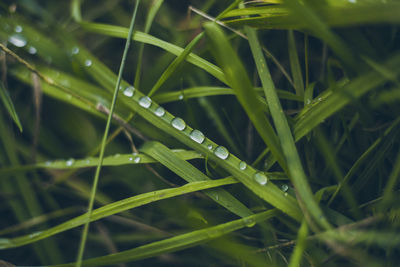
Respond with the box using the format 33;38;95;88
0;0;400;266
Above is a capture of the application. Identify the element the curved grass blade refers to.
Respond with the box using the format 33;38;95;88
203;22;287;174
293;52;400;141
0;178;238;249
245;26;330;229
140;141;253;217
0;81;23;132
80;22;227;85
51;210;278;267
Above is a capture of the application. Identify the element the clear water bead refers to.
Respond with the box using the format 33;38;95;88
171;117;186;131
28;46;37;54
239;161;247;170
84;59;92;67
134;157;141;163
214;146;229;160
154;106;165;117
207;144;213;150
190;129;205;144
254;172;268;185
14;25;23;33
281;184;289;192
139;96;152;108
8;34;27;47
66;158;75;166
123;86;135;97
71;47;79;55
178;94;184;100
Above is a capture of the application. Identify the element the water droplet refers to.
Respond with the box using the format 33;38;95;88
214;146;229;160
71;47;79;55
28;46;37;54
134;157;141;163
139;96;152;108
254;172;268;185
306;99;311;105
66;158;75;166
207;144;213;150
85;160;90;164
281;184;289;192
8;34;27;47
129;157;133;161
123;86;135;97
45;161;51;166
239;161;247;170
216;195;219;201
243;218;256;227
284;192;288;197
190;129;205;144
14;25;22;33
154;106;165;117
318;97;322;101
171;117;186;131
132;152;138;156
84;59;92;67
178;94;184;100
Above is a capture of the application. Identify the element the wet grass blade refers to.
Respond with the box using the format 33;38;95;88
140;141;253;217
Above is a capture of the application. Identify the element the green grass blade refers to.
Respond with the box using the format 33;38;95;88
148;32;204;96
134;0;164;89
245;26;330;229
76;2;140;266
294;53;400;141
80;22;227;85
203;22;287;173
51;210;278;267
0;81;23;132
288;30;304;96
0;178;238;249
288;220;309;267
140;141;253;217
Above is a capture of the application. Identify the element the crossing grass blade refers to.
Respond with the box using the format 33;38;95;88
51;210;278;267
245;26;330;229
140;141;253;217
0;177;238;249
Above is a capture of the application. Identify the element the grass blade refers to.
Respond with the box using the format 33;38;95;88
0;178;238;249
0;81;23;132
245;26;330;229
52;210;278;267
140;141;253;217
76;2;140;266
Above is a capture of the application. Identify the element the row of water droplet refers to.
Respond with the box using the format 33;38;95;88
120;84;270;187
